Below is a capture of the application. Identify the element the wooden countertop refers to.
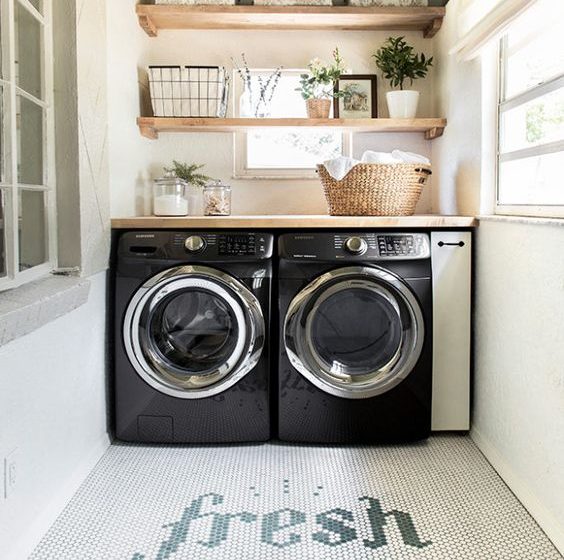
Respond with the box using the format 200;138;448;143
111;215;477;229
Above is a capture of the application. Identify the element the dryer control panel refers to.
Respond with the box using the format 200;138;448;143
279;232;430;261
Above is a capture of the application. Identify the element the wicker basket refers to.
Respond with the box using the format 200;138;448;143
317;163;432;216
306;99;331;119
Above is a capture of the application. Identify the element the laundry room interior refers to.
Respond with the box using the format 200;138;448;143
1;0;564;558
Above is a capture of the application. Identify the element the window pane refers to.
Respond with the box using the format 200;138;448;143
28;0;43;13
242;71;343;170
500;87;564;153
17;95;44;185
15;1;43;99
247;130;342;169
18;189;47;271
499;151;564;205
504;0;564;99
0;190;6;278
0;85;5;183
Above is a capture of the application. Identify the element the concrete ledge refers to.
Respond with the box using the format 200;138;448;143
478;215;564;227
0;275;91;347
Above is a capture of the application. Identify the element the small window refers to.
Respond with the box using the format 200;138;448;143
0;0;55;290
234;70;350;179
497;0;564;217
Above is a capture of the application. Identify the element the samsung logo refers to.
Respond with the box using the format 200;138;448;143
135;234;155;239
294;235;315;240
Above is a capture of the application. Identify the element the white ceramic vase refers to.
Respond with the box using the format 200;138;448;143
386;90;420;118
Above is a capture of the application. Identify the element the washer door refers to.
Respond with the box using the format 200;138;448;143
124;265;264;399
284;266;424;399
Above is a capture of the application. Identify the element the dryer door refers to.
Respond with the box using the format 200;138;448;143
123;265;264;399
284;266;424;399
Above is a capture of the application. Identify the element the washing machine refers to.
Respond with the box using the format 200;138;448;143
113;230;273;443
278;232;432;443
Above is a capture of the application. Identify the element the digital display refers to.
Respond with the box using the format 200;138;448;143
218;234;256;256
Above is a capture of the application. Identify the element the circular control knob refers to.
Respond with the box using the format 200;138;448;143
184;235;205;253
344;236;368;255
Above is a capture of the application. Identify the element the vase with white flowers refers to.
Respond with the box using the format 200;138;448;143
373;36;433;119
297;48;346;119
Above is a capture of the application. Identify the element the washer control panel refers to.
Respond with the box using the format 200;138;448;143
280;232;430;261
121;231;273;260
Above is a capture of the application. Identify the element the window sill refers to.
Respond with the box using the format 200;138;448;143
0;275;91;347
479;215;564;227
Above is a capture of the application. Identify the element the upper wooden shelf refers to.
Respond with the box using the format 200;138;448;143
136;5;445;37
137;117;447;140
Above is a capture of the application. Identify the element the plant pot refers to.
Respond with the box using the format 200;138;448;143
306;98;331;119
386;90;420;118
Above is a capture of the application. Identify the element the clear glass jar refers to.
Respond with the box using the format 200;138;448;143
204;181;232;216
153;172;189;216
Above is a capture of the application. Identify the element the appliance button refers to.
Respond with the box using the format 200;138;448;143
184;235;205;253
344;236;368;255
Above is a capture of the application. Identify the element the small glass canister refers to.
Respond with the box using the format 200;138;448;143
204;180;232;216
153;171;189;216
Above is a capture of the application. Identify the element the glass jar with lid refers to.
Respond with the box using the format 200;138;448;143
204;180;232;216
153;171;189;216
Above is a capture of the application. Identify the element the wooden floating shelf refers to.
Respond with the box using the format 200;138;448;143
137;117;447;140
136;5;444;37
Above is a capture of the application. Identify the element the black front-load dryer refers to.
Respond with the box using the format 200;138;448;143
113;231;273;443
278;232;432;443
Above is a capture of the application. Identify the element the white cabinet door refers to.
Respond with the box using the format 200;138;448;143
431;231;472;430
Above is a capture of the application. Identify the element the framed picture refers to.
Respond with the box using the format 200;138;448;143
334;75;378;119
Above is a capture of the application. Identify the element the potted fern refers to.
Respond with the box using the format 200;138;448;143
373;36;433;119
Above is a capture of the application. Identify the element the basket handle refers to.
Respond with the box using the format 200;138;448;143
415;167;432;175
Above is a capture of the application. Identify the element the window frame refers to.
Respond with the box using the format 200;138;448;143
0;0;57;291
232;68;351;180
495;31;564;218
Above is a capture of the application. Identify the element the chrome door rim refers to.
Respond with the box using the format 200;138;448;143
123;265;264;399
284;266;424;399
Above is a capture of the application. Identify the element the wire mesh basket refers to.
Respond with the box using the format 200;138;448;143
148;65;230;118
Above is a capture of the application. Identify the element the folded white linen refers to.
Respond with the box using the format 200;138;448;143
391;149;431;165
321;150;431;180
361;151;403;164
322;156;359;181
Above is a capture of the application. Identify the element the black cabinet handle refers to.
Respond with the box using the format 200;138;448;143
437;241;465;247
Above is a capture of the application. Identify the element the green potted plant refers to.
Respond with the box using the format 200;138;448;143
297;48;346;119
373;36;433;119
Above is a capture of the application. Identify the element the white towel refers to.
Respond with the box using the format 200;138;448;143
361;151;403;164
322;150;430;180
391;150;431;165
322;156;359;181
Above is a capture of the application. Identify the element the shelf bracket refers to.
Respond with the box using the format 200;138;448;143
425;127;444;140
138;14;158;37
423;17;443;38
140;125;158;140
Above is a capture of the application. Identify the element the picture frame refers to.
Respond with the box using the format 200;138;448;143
334;75;378;119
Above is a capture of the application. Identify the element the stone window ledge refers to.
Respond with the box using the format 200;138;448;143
0;275;91;347
478;215;564;227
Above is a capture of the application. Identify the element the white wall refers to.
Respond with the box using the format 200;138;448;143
431;0;481;215
472;219;564;552
0;272;110;560
433;0;564;552
107;0;436;217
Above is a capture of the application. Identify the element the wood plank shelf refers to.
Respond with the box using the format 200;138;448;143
112;215;478;229
136;5;445;37
137;117;447;140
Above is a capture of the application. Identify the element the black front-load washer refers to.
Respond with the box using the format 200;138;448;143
278;231;432;443
113;230;273;443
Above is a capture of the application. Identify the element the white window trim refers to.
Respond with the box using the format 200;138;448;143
495;33;564;219
0;0;57;292
231;68;351;180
